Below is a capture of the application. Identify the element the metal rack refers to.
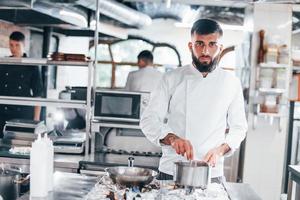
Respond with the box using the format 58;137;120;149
0;58;94;156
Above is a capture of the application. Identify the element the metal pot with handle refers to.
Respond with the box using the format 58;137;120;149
105;157;158;188
174;160;211;189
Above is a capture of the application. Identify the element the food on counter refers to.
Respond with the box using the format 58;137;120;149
85;175;229;200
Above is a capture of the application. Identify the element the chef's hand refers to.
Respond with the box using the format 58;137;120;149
203;143;231;167
160;133;194;160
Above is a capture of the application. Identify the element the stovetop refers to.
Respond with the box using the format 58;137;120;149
99;147;162;157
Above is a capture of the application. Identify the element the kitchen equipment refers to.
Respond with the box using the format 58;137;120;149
174;161;211;189
53;131;86;154
93;90;150;122
105;157;158;188
2;119;48;147
0;165;29;200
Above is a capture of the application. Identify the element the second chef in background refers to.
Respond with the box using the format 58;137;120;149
0;31;43;137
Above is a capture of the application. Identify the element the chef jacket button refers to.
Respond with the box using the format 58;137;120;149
4;84;7;88
18;86;22;90
21;74;24;78
4;107;7;110
5;73;8;76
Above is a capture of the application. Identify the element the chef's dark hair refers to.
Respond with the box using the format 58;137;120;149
137;50;153;63
191;18;223;37
9;31;25;42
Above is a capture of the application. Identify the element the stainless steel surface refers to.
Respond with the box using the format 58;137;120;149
224;182;262;200
105;166;158;187
0;58;89;66
0;167;21;200
17;172;98;200
0;96;86;109
0;154;85;173
174;161;210;189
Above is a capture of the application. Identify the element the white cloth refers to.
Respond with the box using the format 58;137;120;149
125;66;163;93
140;64;248;178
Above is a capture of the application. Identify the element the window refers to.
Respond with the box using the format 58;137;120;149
90;37;181;88
153;47;179;66
89;44;111;61
95;64;112;88
111;40;152;62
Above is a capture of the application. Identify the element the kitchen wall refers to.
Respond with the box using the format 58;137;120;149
243;4;292;200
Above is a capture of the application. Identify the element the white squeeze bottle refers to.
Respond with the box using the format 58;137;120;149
43;134;54;192
30;133;48;198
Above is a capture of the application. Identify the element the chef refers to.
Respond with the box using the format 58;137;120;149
0;31;43;137
125;50;162;93
140;19;248;182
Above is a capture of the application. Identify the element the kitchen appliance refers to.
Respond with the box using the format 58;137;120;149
0;165;29;200
174;161;211;189
2;119;47;146
93;90;150;122
52;130;86;154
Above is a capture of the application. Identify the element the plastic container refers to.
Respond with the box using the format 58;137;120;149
30;134;48;198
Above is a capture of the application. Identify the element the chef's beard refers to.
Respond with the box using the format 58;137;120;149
192;52;219;73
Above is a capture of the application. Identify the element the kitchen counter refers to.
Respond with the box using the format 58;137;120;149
17;171;261;200
0;145;85;173
17;171;98;200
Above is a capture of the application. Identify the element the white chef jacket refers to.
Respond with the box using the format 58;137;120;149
140;64;248;178
125;66;163;93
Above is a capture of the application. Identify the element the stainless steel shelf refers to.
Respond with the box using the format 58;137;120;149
259;62;288;69
258;88;285;94
293;66;300;71
0;96;87;108
257;112;283;117
0;58;90;67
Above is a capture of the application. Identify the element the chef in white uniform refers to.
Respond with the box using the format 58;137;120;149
125;50;162;93
140;19;248;182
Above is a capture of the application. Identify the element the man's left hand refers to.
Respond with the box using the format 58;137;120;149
203;144;231;167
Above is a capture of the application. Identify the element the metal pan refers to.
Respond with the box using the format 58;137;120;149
105;166;158;188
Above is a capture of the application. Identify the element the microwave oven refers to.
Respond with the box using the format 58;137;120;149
93;90;150;122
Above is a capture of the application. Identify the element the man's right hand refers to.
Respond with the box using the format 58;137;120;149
160;133;194;160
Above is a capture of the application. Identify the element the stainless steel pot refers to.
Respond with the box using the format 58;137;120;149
0;168;21;200
0;165;30;200
174;161;211;189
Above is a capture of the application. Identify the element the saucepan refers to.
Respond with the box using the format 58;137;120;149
105;157;158;188
174;160;211;189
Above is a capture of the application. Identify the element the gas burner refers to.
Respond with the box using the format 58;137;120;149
99;148;162;157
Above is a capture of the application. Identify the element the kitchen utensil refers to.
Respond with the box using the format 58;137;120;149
174;160;211;189
105;157;158;188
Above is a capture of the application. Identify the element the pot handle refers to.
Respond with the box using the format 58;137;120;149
128;157;134;167
14;174;30;184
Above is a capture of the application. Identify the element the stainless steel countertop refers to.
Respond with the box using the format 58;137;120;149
17;172;98;200
224;182;262;200
17;171;261;200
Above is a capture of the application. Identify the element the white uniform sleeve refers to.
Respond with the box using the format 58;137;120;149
224;79;248;156
125;72;132;90
140;75;174;146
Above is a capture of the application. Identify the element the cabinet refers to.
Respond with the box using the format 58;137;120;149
0;57;94;156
